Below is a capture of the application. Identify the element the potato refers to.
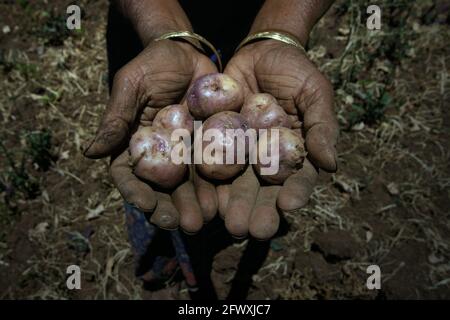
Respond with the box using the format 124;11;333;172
196;111;249;180
254;127;306;184
152;104;194;134
187;73;244;119
240;93;291;130
129;127;187;189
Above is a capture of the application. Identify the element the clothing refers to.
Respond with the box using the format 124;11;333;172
106;1;266;293
178;0;264;63
106;0;265;86
124;203;197;290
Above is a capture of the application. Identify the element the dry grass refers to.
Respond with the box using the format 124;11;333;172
0;0;449;299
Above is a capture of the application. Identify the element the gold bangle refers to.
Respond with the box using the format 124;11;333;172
154;31;223;72
235;30;306;54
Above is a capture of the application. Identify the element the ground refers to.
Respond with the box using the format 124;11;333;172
0;0;449;299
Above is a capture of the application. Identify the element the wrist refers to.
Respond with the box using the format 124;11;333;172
236;39;297;62
116;0;193;46
249;23;311;47
134;16;193;46
153;31;222;71
236;31;306;56
249;0;335;47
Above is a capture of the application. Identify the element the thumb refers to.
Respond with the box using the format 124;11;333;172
298;74;339;172
84;66;142;158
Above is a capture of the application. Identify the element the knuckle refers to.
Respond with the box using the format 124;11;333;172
113;64;143;90
109;164;120;185
319;75;334;97
310;70;333;96
319;72;331;86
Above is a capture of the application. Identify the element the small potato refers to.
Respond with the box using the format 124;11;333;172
187;73;244;119
240;93;291;130
152;104;194;134
254;127;307;184
129;127;187;189
196;111;249;180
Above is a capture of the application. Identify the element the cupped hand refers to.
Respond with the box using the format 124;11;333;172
84;40;218;234
219;40;339;240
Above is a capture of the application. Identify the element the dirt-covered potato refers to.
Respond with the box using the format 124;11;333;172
254;127;307;184
240;93;291;130
196;111;250;180
129;127;187;189
152;104;194;134
187;73;244;119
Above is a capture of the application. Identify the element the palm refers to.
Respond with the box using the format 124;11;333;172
226;40;330;124
217;40;339;240
135;41;218;123
85;40;219;233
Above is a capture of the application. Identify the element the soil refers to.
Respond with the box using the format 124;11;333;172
0;0;449;300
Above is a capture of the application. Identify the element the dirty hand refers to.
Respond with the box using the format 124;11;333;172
217;40;339;240
84;38;218;234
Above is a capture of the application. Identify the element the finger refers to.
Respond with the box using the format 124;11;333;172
277;158;318;211
289;115;302;130
192;53;219;80
110;150;156;212
180;53;218;103
225;166;259;238
216;185;231;219
193;169;218;223
249;186;281;240
223;62;256;96
84;64;142;158
172;181;203;234
151;192;180;230
139;107;160;127
297;74;339;172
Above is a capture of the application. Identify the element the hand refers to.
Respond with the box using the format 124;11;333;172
84;39;218;233
218;40;339;240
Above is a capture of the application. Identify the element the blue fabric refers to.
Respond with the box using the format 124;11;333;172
124;202;197;289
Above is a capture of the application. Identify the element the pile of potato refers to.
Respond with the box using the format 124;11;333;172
129;73;306;189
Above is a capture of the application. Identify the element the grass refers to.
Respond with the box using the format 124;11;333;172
0;0;449;299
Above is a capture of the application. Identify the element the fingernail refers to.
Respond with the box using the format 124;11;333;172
182;229;197;236
151;213;178;230
322;145;337;172
333;148;338;171
134;204;153;213
83;138;96;157
130;195;157;213
159;214;175;225
232;234;248;240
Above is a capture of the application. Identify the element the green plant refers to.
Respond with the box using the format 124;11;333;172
0;140;40;200
0;129;54;203
0;51;39;79
37;11;71;46
347;88;393;129
25;129;54;171
16;0;29;9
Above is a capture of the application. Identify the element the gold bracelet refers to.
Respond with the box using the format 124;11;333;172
235;30;306;54
154;31;223;72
